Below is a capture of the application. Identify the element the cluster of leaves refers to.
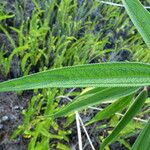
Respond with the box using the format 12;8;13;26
0;0;108;77
0;0;150;150
0;0;149;77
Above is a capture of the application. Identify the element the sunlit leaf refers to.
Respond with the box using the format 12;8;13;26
0;14;14;21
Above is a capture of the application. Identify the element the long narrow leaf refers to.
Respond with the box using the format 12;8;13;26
87;94;134;125
122;0;150;48
0;62;150;92
54;87;139;118
100;89;147;150
132;119;150;150
0;14;14;21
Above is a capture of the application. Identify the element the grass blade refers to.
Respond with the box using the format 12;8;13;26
122;0;150;48
54;87;139;118
87;94;134;125
0;14;14;21
100;89;147;150
132;119;150;150
0;62;150;92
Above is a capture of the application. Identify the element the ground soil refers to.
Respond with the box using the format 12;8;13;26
0;72;31;150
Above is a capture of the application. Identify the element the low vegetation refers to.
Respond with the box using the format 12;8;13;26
0;0;150;150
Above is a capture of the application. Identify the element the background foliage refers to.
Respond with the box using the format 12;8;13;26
0;0;150;150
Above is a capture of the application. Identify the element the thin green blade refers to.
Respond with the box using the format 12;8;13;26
0;14;14;21
87;94;134;125
54;87;139;118
0;62;150;92
100;89;147;149
132;119;150;150
122;0;150;48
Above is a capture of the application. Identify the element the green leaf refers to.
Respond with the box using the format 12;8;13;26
0;25;16;49
122;0;150;48
100;89;147;150
0;14;14;21
79;87;107;97
0;62;150;92
57;143;71;150
87;94;134;125
132;119;150;150
54;87;139;118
